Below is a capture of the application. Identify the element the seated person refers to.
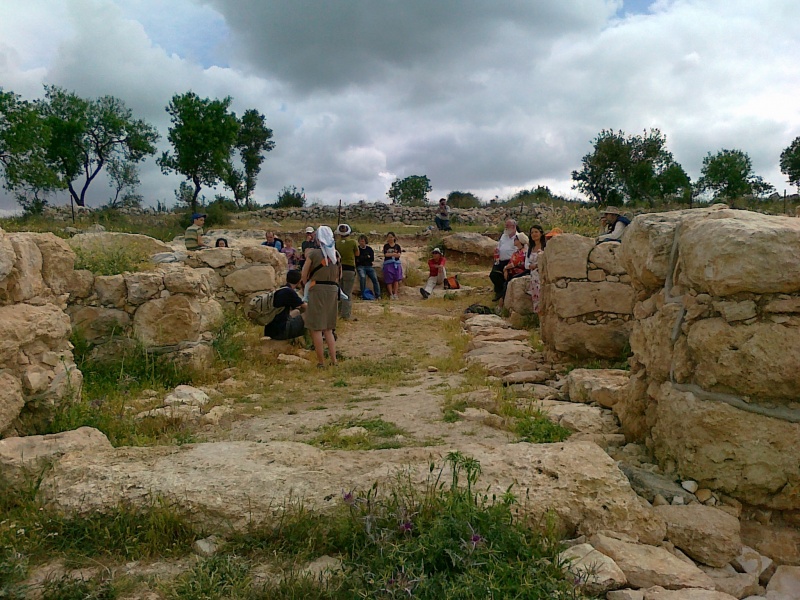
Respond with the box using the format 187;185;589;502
435;198;451;231
263;270;307;340
597;207;630;243
262;231;283;251
184;213;209;250
215;238;229;248
420;247;446;299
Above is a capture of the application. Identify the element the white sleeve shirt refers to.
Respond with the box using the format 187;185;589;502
497;233;517;261
597;220;627;242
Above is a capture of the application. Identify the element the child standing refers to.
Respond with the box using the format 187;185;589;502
420;248;446;299
281;237;298;269
356;235;381;299
382;232;403;300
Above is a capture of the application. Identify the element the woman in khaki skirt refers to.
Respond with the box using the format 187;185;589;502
301;226;340;367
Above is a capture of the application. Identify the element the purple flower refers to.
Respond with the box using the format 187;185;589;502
342;490;356;506
399;520;414;534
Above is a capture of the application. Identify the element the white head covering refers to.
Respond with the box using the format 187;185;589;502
316;226;338;265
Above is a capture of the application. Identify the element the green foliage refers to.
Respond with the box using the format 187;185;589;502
230;454;578;598
212;310;249;366
168;554;252;600
275;185;306;208
158;92;240;212
38;85;159;208
780;136;800;192
39;577;118;600
311;417;406;450
387;175;432;206
446;191;482;208
505;185;561;206
223;108;275;209
572;128;689;206
697;148;775;203
514;413;572;444
72;245;150;276
105;158;141;208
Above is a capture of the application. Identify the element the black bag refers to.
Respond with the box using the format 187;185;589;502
464;304;494;315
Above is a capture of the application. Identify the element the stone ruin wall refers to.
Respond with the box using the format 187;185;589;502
0;228;289;438
538;234;635;359
614;205;800;513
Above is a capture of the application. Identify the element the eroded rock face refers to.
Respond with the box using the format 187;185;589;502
542;234;594;281
541;319;631;359
224;265;277;295
67;232;172;257
565;369;630;408
133;295;223;347
655;504;742;568
442;232;497;257
69;306;131;344
464;340;539;375
39;440;666;544
504;275;533;316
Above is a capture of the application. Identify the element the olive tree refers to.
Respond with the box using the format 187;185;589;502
780;136;800;194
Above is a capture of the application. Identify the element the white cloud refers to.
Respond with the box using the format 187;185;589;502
1;0;799;211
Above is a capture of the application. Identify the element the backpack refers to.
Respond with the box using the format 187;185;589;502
361;288;376;301
464;304;494;315
444;275;460;290
245;290;284;326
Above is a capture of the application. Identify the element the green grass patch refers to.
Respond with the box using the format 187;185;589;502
227;453;579;598
72;245;152;276
212;310;250;367
310;417;406;450
166;554;251;600
514;413;572;444
38;577;119;600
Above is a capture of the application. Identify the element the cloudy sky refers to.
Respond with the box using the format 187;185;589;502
1;0;799;212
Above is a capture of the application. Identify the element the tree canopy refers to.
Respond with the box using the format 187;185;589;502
779;136;800;193
274;185;305;208
571;129;690;206
446;191;482;208
696;148;774;203
222;108;275;209
387;175;432;206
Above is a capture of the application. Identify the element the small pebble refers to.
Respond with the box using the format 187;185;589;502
427;366;439;373
695;488;712;503
671;495;685;505
681;480;699;493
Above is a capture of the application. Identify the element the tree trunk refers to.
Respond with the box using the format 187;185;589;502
191;178;201;213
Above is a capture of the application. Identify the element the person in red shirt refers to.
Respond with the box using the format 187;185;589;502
420;248;447;299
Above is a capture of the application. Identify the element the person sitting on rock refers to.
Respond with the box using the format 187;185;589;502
282;237;298;269
262;231;283;251
490;219;518;301
499;232;529;308
435;198;452;231
263;270;307;341
215;237;229;248
420;248;446;299
597;206;630;244
184;213;209;250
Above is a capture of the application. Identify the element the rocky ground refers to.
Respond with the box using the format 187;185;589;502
3;234;799;599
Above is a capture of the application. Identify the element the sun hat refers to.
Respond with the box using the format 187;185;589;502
602;206;622;215
336;224;352;236
515;232;529;245
304;226;315;234
432;247;442;254
191;212;207;221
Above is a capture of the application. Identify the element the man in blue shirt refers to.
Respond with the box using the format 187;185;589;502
262;231;283;251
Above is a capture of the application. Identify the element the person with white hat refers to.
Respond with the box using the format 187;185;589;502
299;226;316;271
335;224;359;320
597;206;631;243
420;247;447;299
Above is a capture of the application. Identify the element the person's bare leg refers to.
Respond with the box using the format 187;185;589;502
323;329;337;365
311;330;325;366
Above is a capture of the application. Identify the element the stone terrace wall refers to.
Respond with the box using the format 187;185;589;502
539;234;635;359
0;228;83;437
615;205;800;511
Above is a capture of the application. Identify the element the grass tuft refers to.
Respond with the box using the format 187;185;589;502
72;245;151;276
310;417;406;450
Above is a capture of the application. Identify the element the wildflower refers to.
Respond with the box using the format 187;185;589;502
342;489;356;506
398;520;413;534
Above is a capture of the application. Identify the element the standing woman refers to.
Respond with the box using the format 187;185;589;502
301;226;340;368
526;225;547;314
382;232;403;300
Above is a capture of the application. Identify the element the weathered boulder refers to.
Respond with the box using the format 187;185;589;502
1;233;46;303
69;306;131;344
559;542;627;595
620;209;690;291
463;314;511;331
566;368;630;408
163;267;208;296
591;533;715;590
541;234;594;281
650;383;800;511
537;399;620;435
0;372;25;435
67;232;172;257
39;440;666;544
464;340;539;376
641;587;737;600
239;245;288;271
124;272;164;305
133;295;223;347
0;227;14;284
0;303;73;365
741;520;800;567
93;274;127;308
29;233;76;296
618;463;696;506
541;319;631;359
225;265;277;295
502;370;549;385
0;427;112;484
194;248;237;269
66;269;94;300
442;232;497;257
548;282;635;318
589;242;627;275
766;565;800;597
504;275;533;316
655;504;742;568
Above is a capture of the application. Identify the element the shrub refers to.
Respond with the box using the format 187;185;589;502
72;245;151;276
275;185;306;208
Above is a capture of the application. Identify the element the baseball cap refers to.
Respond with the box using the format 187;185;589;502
304;226;315;234
191;213;207;221
432;247;442;254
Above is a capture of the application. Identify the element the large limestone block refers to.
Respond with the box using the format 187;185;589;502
541;234;594;281
678;211;800;296
195;248;237;269
442;232;497;257
133;295;220;347
620;210;690;291
0;372;25;435
463;314;511;331
504;275;533;316
741;521;800;567
70;306;131;344
589;242;627;275
2;233;46;302
0;303;73;364
464;340;539;376
93;274;127;307
541;316;631;359
39;441;666;544
613;370;650;442
0;427;111;483
641;587;737;600
559;542;627;594
239;245;288;271
591;533;715;590
687;319;800;400
0;228;14;282
30;233;76;295
550;281;635;318
767;566;800;596
163;267;208;296
651;383;800;511
565;368;630;408
655;505;742;567
537;399;620;434
124;272;164;305
225;265;277;295
629;303;683;382
68;232;171;257
66;269;94;300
